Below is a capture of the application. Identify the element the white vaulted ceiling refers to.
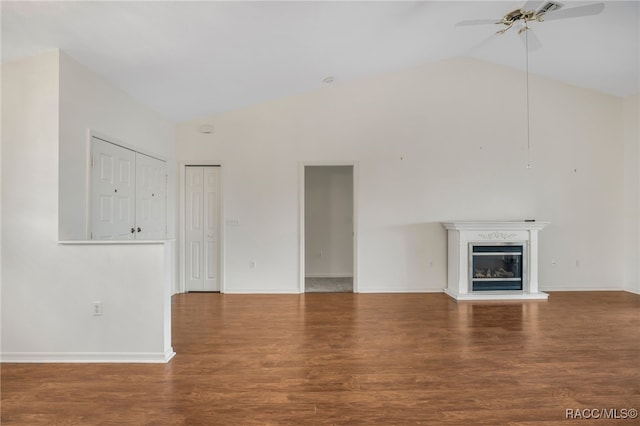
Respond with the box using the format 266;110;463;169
2;1;638;122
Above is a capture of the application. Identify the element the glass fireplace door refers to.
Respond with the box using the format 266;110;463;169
470;244;524;291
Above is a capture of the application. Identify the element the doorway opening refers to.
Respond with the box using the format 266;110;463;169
301;165;356;293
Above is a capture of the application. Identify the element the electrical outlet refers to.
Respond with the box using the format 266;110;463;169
249;260;256;269
92;301;103;316
551;259;557;266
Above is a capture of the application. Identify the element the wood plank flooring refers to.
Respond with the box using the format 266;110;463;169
2;291;639;425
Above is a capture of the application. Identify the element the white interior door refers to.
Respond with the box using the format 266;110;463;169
90;137;136;240
136;153;167;239
185;166;220;291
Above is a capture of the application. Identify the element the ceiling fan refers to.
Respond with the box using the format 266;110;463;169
456;1;605;35
455;1;605;169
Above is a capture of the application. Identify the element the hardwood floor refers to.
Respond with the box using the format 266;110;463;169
2;291;639;425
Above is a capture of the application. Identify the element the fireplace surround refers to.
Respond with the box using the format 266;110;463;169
442;221;549;301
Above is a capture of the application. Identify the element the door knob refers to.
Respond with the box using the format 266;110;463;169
137;227;142;233
131;228;135;234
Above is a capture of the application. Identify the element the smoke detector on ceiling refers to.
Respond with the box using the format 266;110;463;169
199;124;214;134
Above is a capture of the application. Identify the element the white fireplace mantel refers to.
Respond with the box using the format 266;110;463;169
442;221;549;301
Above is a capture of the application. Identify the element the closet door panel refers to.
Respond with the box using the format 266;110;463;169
135;153;167;240
90;138;135;240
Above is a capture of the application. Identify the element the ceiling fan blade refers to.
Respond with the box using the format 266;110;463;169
522;1;544;12
519;27;543;52
455;18;500;27
462;32;500;56
540;3;605;21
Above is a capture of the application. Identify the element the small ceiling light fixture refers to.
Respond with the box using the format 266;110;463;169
322;76;335;84
199;124;214;134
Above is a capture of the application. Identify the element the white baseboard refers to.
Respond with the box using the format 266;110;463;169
305;273;353;278
170;287;640;296
357;288;444;294
540;286;626;292
1;348;176;363
223;290;300;294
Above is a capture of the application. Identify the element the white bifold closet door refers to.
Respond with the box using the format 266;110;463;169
185;166;220;292
135;152;167;239
91;138;137;239
90;137;166;240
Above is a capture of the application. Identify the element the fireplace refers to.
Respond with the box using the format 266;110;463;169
442;221;549;301
470;243;525;291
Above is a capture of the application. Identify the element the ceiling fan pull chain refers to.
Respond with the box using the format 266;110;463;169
525;28;532;169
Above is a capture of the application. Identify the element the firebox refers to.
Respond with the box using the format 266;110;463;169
469;243;526;292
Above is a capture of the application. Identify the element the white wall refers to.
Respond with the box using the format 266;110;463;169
58;51;176;241
177;57;628;293
623;94;640;293
1;50;175;362
305;166;353;277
